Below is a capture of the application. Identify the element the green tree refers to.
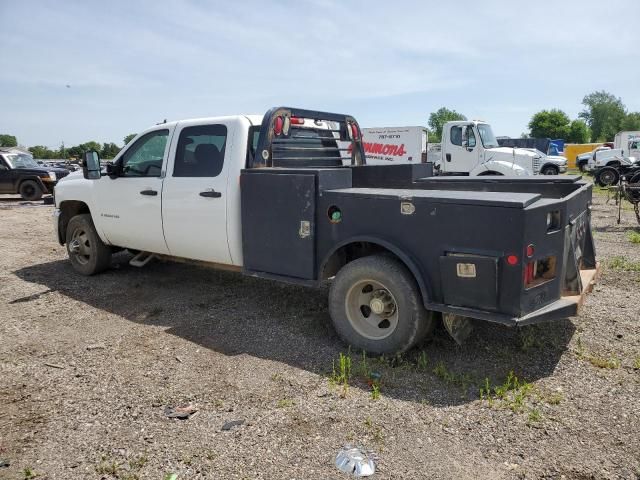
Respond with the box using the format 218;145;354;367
427;107;466;142
28;145;59;159
100;142;121;159
579;90;626;141
621;112;640;131
528;109;571;139
0;134;18;147
123;133;137;145
567;119;591;143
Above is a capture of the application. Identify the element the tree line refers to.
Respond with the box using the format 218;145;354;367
0;133;137;160
427;90;640;143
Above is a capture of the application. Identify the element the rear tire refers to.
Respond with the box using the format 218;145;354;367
329;254;435;354
595;167;619;187
19;180;43;201
65;214;112;275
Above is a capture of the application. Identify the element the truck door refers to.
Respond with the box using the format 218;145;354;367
443;124;480;174
161;120;233;264
0;156;12;193
92;127;173;254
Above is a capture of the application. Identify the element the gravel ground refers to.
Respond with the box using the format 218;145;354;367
0;189;639;480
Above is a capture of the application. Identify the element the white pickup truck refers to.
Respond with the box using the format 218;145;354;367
54;107;598;353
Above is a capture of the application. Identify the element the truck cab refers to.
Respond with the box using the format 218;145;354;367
437;121;539;176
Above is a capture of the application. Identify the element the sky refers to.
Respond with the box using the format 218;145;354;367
1;0;639;148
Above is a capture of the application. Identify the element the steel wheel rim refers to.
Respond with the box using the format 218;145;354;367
345;279;399;340
69;227;91;265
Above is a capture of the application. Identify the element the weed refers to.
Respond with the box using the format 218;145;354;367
416;351;429;370
528;408;542;423
519;327;544;351
22;468;38;479
627;230;640;244
543;391;564;405
356;351;370;378
587;355;621;369
270;373;283;382
480;371;533;412
330;352;352;397
95;460;119;476
608;256;640;272
432;361;472;390
371;382;381;400
364;416;372;428
276;398;294;408
634;356;640;370
128;455;148;470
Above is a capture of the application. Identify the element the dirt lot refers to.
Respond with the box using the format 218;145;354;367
1;189;639;480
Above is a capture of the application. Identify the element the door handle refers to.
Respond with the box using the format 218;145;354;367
199;189;222;198
446;153;452;162
140;189;158;196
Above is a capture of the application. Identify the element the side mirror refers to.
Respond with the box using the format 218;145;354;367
82;150;101;180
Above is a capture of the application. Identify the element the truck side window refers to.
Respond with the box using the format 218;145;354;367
466;127;476;148
450;126;462;146
174;124;227;177
121;129;169;177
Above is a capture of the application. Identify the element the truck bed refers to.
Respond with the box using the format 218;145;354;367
241;164;595;326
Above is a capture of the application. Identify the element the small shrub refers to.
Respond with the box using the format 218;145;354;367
588;355;620;369
627;230;640;244
608;256;640;272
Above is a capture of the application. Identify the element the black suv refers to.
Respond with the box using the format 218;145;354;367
0;149;70;201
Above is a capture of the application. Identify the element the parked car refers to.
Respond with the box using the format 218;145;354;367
0;148;70;200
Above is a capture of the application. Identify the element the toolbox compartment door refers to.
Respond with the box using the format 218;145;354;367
439;254;499;311
242;172;316;279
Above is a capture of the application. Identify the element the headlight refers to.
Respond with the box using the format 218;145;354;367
48;172;57;181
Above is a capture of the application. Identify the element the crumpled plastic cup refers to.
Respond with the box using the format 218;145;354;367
335;446;376;477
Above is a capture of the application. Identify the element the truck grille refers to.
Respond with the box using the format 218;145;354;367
532;157;541;174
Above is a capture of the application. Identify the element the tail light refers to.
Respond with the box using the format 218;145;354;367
274;116;284;136
350;122;360;140
290;116;305;125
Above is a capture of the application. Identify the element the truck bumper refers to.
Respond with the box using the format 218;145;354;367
429;265;600;327
53;208;62;244
559;165;567;173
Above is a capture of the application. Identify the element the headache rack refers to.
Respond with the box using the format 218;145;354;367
249;106;367;169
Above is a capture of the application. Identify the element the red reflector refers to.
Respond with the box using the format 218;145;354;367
290;116;304;125
274;116;284;135
526;244;535;258
350;123;359;140
506;255;518;266
525;261;535;285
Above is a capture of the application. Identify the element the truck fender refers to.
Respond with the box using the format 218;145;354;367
15;175;47;193
319;235;432;305
469;159;526;176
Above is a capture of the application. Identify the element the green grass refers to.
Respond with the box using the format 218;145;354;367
608;256;640;272
480;371;533;412
634;356;640;370
627;230;640;244
432;361;472;390
22;468;39;479
587;355;621;369
276;398;294;408
527;408;542;423
329;352;352;397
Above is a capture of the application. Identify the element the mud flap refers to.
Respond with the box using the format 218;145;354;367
442;313;474;345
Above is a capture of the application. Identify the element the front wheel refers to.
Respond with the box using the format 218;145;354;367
19;180;43;201
595;167;619;187
541;165;559;175
65;214;112;275
329;255;435;354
